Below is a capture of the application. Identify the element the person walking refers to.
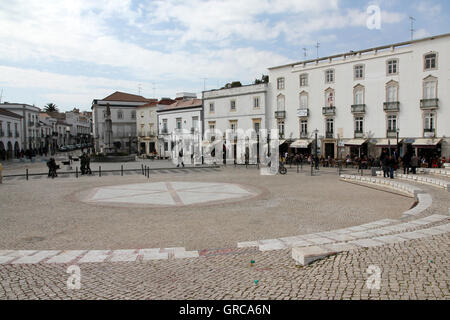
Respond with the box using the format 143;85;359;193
388;155;396;179
402;153;411;174
177;149;184;168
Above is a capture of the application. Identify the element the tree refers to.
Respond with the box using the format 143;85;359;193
44;103;59;113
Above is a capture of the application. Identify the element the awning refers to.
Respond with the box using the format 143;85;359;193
376;139;403;147
279;139;286;146
412;138;442;148
344;139;367;146
290;139;311;149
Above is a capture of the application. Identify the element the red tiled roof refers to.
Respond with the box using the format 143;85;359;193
137;100;159;108
0;108;23;119
158;98;176;105
103;91;152;103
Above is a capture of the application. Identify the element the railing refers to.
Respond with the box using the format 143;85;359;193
351;104;365;114
322;107;336;116
420;98;439;110
423;128;435;137
275;111;286;119
300;132;308;138
0;130;4;137
160;128;168;134
297;108;309;117
386;129;397;138
15;131;20;138
383;101;400;112
8;131;13;137
28;121;34;126
354;131;364;138
326;131;334;139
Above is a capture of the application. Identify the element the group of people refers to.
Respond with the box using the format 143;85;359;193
46;158;59;178
80;153;92;175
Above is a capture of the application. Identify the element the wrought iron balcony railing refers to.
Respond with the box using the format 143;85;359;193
322;107;336;116
326;131;334;139
275;111;286;119
351;104;366;114
420;98;439;110
383;101;400;112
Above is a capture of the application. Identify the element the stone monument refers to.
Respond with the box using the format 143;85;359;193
103;103;115;154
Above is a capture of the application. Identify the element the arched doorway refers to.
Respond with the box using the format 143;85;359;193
14;142;20;158
7;142;13;160
0;142;5;160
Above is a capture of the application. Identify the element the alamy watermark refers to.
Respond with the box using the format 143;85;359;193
366;265;382;290
366;5;381;30
67;265;81;290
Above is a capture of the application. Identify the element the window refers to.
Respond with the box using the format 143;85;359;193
277;94;285;111
354;65;364;80
326;118;334;133
300;119;308;135
424;113;435;130
208;121;216;130
176;118;182;130
424;53;437;70
131;111;136;119
325;89;334;107
192;116;199;131
277;77;285;90
164;142;168;152
386;81;399;102
278;120;285;137
355;117;364;133
117;110;123;119
209;103;215;113
354;85;364;105
423;77;437;99
140;111;144;118
229;120;238;132
230;100;236;111
299;92;308;109
325;69;334;83
162;119;168;132
300;74;308;87
253;121;261;133
387;115;397;132
253;97;260;109
387;59;398;75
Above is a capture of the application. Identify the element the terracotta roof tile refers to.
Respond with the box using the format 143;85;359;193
103;91;152;103
160;99;202;111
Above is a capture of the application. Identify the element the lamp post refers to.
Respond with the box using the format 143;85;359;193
396;128;400;159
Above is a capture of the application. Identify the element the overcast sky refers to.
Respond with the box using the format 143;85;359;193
0;0;448;111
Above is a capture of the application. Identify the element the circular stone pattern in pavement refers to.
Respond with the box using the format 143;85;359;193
83;181;258;207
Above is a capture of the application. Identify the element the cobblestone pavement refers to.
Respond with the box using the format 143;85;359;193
0;234;448;300
0;165;448;300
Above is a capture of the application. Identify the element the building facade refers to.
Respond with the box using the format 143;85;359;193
0;103;41;151
203;83;268;164
65;109;92;145
92;92;152;154
0;108;23;160
267;33;450;160
136;100;159;157
157;94;202;163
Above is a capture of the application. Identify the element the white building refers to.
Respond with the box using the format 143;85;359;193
0;103;41;151
157;93;202;163
65;109;92;145
136;99;159;157
203;83;268;164
0;108;23;159
92;92;153;154
267;33;450;161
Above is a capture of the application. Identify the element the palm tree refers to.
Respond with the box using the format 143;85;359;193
44;103;59;113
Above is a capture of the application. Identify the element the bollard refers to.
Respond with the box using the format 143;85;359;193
121;165;123;176
297;163;299;173
76;166;78;178
99;166;101;177
310;163;313;176
26;169;29;180
141;164;144;175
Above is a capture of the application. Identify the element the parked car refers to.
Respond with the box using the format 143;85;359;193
59;146;68;152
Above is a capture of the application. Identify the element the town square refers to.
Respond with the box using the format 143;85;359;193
0;0;449;307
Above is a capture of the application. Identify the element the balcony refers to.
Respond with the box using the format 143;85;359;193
275;111;286;119
351;104;366;114
297;108;309;117
8;131;13;137
423;128;435;138
420;98;439;110
15;131;20;138
160;128;168;135
322;107;336;116
383;101;400;112
326;131;334;139
354;130;364;138
28;121;35;126
386;129;398;138
300;132;309;139
0;130;3;137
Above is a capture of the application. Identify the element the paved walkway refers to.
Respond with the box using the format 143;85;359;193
0;167;448;299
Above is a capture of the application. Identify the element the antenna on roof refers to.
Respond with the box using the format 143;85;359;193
315;41;320;59
201;78;208;91
409;16;416;40
0;89;3;103
138;84;142;96
302;48;308;59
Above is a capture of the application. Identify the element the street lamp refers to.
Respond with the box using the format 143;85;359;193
396;128;400;158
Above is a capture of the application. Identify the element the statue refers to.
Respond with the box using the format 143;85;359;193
103;103;114;154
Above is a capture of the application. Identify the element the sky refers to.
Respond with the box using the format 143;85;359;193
0;0;448;112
